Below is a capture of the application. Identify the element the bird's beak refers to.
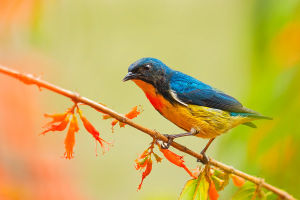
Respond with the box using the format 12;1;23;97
122;72;135;82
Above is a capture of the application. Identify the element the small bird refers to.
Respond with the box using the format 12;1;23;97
123;57;271;163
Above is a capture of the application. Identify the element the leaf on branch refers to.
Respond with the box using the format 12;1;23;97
232;181;268;200
211;169;229;191
179;166;221;200
179;179;198;200
179;168;210;200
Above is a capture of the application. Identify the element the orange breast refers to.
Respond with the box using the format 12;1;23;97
132;80;166;111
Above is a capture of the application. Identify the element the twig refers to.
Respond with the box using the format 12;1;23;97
0;65;295;200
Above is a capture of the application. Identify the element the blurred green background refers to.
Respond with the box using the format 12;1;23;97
0;0;299;199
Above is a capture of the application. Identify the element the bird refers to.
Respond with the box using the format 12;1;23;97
123;57;271;164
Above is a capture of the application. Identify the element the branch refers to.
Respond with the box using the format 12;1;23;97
0;65;295;200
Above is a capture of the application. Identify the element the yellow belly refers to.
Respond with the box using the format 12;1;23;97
133;80;252;138
160;103;250;138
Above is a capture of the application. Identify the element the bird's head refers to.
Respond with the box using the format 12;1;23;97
123;57;172;87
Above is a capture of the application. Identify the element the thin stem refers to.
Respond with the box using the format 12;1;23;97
0;65;295;200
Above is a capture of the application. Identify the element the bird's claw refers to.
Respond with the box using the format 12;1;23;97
161;134;175;149
197;151;209;165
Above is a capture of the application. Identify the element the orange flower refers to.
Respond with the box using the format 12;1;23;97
137;158;152;191
120;106;142;128
111;119;119;131
44;113;69;124
231;174;245;187
41;112;70;135
125;106;142;119
78;108;110;154
103;106;142;131
160;148;195;178
64;114;79;159
135;144;161;190
135;149;149;169
135;157;148;170
209;181;219;200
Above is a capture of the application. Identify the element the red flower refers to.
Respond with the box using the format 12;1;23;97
64;114;79;159
160;148;196;178
44;112;69;124
231;174;245;187
135;149;150;169
209;180;219;200
41;112;70;135
125;106;142;119
137;157;152;191
78;108;110;154
103;106;142;131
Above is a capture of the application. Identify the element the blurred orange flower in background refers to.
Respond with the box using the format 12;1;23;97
0;62;85;199
272;20;300;68
0;0;40;28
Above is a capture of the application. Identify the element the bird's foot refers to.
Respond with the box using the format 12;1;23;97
161;134;175;149
197;151;209;165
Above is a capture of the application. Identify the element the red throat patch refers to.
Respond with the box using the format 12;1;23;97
145;93;164;111
132;80;165;111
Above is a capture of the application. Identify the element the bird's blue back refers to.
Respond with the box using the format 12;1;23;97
169;70;255;114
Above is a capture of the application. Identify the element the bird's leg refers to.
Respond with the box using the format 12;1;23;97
197;138;216;164
161;128;198;149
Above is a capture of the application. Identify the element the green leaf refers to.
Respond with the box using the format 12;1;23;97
232;182;256;200
179;179;198;200
193;173;209;200
179;170;209;200
211;169;229;191
232;181;269;200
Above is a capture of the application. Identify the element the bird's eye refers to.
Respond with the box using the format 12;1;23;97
144;64;151;70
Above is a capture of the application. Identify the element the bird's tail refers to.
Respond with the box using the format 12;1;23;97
231;112;273;120
247;113;273;120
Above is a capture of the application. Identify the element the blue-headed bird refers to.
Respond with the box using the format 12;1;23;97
123;57;271;163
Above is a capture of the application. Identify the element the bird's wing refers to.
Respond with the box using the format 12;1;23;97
170;71;255;113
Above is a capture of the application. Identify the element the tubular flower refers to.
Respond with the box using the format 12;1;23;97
41;111;71;135
119;106;142;127
103;106;142;132
231;174;245;187
78;108;111;154
64;114;79;159
111;119;119;132
159;148;195;178
136;156;153;191
209;180;219;200
44;113;69;125
135;142;162;190
135;149;151;169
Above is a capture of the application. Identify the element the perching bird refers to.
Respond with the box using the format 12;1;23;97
123;57;271;163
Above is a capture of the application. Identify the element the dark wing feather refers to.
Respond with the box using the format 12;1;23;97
170;71;255;113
